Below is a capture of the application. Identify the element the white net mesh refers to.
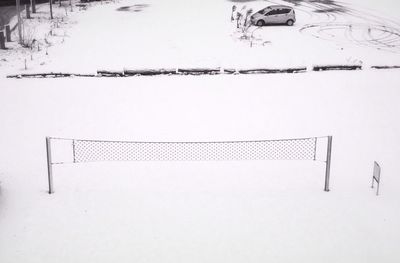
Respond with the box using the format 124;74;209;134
72;138;317;163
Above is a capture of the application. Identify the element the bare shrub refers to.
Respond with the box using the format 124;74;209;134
20;22;37;49
234;6;258;47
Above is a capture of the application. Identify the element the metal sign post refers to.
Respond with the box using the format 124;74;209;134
371;161;381;195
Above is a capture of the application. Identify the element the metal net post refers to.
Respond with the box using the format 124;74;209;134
324;136;332;192
46;137;54;194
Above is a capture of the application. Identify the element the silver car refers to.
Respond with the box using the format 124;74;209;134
250;5;296;26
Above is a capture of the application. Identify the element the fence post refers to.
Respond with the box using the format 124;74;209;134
46;137;54;194
324;136;332;191
5;25;11;42
0;31;5;49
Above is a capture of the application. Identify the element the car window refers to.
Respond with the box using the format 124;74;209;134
266;10;277;15
275;9;291;15
259;8;270;14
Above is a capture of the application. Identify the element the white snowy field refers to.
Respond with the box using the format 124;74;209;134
1;0;400;262
1;70;400;262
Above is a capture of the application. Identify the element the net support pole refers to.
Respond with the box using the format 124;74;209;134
46;137;54;194
324;136;332;192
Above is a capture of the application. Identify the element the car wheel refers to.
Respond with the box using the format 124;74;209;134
256;20;265;27
286;19;294;26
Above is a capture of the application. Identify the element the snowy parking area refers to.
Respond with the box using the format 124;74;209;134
1;0;400;74
1;0;400;262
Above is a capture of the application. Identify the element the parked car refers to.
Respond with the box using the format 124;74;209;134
250;5;296;26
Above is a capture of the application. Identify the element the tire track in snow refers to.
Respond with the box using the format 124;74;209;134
295;0;400;52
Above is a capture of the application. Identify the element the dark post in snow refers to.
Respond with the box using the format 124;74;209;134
46;137;54;194
26;4;31;19
0;32;5;49
5;25;11;42
324;136;333;191
16;0;23;44
31;0;36;13
49;0;54;19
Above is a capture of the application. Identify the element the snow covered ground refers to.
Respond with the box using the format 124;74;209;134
1;71;400;262
1;0;400;262
1;0;400;74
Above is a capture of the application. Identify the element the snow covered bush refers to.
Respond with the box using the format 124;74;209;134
232;6;258;47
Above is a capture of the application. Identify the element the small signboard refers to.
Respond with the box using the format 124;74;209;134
371;161;381;195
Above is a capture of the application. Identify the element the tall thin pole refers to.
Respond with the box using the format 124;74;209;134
26;4;31;19
376;179;380;196
5;25;12;42
16;0;23;44
49;0;54;19
0;32;5;49
324;136;332;192
46;137;54;194
72;140;76;163
31;0;36;14
313;137;317;161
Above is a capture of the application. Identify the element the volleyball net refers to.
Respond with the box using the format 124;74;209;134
46;136;332;194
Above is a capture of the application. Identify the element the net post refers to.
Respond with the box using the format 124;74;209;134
313;137;317;160
46;137;54;194
72;139;76;163
324;136;332;192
